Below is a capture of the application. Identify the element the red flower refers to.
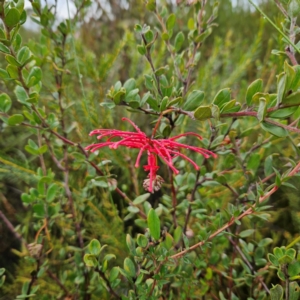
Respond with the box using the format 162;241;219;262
86;118;216;193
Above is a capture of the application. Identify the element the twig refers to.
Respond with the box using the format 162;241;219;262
227;231;270;294
273;0;289;18
0;209;23;241
46;270;70;296
96;269;121;299
170;160;300;259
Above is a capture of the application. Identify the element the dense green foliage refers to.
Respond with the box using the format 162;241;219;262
0;0;300;299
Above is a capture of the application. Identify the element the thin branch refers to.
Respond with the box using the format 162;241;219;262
227;231;270;294
46;270;70;297
170;160;300;259
96;269;121;299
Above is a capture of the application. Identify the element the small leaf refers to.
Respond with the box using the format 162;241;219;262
277;72;287;106
126;234;136;255
270;284;284;300
166;14;176;31
84;254;97;267
288;261;300;277
289;282;300;300
17;46;31;65
213;88;231;107
109;267;119;282
155;66;169;76
268;253;279;266
27;66;42;87
174;226;182;244
246;79;263;106
147;208;160;240
5;8;21;27
137;234;148;248
46;183;58;202
194;106;212;120
268;106;298;119
88;239;101;256
133;193;150;205
239;229;255;238
137;44;146;55
260;122;288;137
257;97;267;122
0;93;12;112
0;43;10;54
174;31;184;52
7;114;24;125
162;232;173;250
184;90;204;111
124;257;136;278
282;90;300;105
6;64;19;79
14;85;28;104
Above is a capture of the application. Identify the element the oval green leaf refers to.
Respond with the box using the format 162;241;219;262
147;208;160;240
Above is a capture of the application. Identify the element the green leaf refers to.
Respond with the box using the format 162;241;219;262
284;60;296;92
268;253;279;266
27;66;42;87
270;284;283;300
147;208;160;240
162;232;173;250
288;261;300;277
84;254;97;267
0;268;5;277
24;145;39;155
239;229;255;238
277;72;287;106
174;31;184;52
17;46;31;65
5;8;21;27
137;44;146;55
146;0;156;11
184;90;204;111
0;93;12;112
137;234;148;248
123;257;136;278
268;106;298;119
282;90;300;105
257;97;267;122
109;267;119;282
14;85;28;104
260;122;288;137
6;64;19;79
213;88;231;107
0;68;9;79
0;42;10;54
133;193;150;205
144;30;154;43
166;14;176;31
124;78;136;93
174;226;182;244
155;66;169;76
126;234;136;255
246;79;263;106
5;54;21;67
161;32;169;40
194;106;212;120
289;282;300;300
88;239;101;256
274;247;284;258
286;248;296;259
7;114;23;125
46;183;58;202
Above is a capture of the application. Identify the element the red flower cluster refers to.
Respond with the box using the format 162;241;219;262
86;118;216;193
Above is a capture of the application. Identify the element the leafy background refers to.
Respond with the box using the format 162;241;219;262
0;0;300;299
